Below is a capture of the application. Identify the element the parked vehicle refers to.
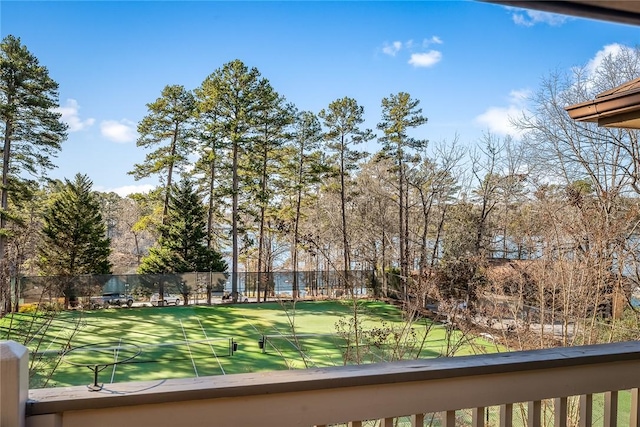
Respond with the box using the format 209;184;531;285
221;291;249;303
90;293;134;309
150;293;181;306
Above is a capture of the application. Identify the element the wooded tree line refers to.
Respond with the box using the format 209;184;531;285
3;34;640;318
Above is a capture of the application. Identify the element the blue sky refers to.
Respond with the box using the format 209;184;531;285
2;1;639;196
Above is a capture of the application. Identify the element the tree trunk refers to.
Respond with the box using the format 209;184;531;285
207;152;216;249
231;128;239;303
340;137;351;278
431;204;448;267
292;138;306;300
257;134;269;302
0;106;13;311
398;158;405;299
162;122;180;226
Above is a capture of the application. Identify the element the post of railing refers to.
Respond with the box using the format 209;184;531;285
631;388;640;427
0;340;28;427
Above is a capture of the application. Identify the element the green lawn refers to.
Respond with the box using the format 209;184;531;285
1;300;497;388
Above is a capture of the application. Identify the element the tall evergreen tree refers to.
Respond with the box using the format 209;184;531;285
377;92;428;300
130;84;195;225
0;35;67;308
38;174;112;276
197;59;265;302
281;110;324;298
38;174;111;307
192;99;226;252
319;97;373;274
138;177;227;274
249;82;294;301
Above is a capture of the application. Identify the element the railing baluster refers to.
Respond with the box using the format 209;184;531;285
580;394;593;427
631;389;640;427
473;407;485;427
500;403;513;427
528;400;541;427
554;397;567;427
604;391;618;427
443;410;456;427
379;418;393;427
411;413;425;427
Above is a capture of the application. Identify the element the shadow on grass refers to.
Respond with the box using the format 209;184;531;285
13;300;478;388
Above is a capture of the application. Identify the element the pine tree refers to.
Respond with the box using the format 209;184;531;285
280;110;324;298
249;82;294;301
38;174;112;276
129;84;195;225
138;177;227;274
377;92;428;301
319;97;373;274
191;104;226;252
38;174;111;307
197;59;264;302
0;35;67;309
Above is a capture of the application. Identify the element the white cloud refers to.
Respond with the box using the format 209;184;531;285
511;9;568;26
508;88;532;103
586;43;623;77
408;50;442;68
54;99;95;132
382;41;402;56
475;89;531;137
100;119;137;143
382;37;442;58
424;36;443;46
475;105;523;135
98;184;155;197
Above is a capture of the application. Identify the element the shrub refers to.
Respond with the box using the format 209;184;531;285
18;303;39;314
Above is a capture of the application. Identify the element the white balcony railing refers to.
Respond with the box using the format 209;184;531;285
3;340;640;427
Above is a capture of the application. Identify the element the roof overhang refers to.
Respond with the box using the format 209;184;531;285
483;1;640;129
482;1;640;26
565;78;640;129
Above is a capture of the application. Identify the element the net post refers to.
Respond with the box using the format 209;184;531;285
62;342;140;391
89;364;103;391
258;336;264;353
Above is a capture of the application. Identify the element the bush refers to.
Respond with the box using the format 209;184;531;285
18;303;39;314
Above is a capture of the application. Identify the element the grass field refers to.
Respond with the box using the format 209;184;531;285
0;300;498;388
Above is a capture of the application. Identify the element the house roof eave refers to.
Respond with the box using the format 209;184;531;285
481;1;640;26
565;85;640;129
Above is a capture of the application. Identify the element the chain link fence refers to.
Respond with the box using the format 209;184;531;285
13;270;376;310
